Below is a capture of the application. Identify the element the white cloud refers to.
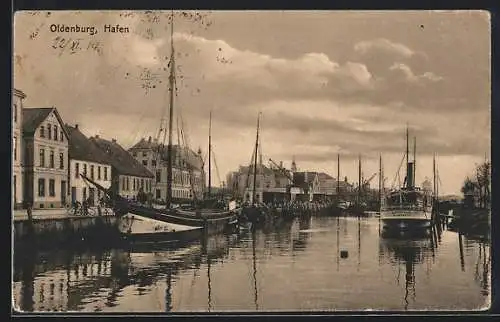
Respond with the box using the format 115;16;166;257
354;38;415;58
172;32;372;92
421;71;444;82
389;62;443;82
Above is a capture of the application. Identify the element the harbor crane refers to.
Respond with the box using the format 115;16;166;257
363;172;378;188
268;158;294;182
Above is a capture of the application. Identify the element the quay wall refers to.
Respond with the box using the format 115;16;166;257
14;215;120;248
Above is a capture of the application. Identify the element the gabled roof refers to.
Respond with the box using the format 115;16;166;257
317;172;334;180
90;136;154;178
294;171;318;184
22;107;70;139
65;125;110;164
129;137;157;150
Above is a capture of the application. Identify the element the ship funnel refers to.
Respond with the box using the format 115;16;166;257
407;162;415;188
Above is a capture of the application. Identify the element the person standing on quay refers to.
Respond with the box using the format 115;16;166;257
26;201;33;222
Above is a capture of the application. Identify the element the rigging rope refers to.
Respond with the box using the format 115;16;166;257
391;153;407;189
211;146;222;187
245;146;257;189
174;75;199;202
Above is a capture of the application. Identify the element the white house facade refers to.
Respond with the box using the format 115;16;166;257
90;136;154;199
22;107;69;209
12;89;26;209
66;124;113;206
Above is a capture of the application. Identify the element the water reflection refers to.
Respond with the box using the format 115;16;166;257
379;230;433;310
13;217;490;312
251;230;259;311
378;224;490;311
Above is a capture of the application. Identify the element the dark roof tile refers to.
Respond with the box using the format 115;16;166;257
90;137;154;178
317;172;334;180
22;108;53;134
65;125;110;164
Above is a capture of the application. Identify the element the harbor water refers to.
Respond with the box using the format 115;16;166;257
13;216;490;312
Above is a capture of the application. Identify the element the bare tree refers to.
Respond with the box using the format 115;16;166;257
461;161;491;209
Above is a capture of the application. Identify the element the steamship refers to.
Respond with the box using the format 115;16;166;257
380;126;432;231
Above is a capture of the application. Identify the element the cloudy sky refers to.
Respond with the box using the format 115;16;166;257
14;10;490;195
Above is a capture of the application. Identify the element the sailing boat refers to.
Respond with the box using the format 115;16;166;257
80;12;238;242
380;125;432;231
347;154;367;216
332;154;348;215
240;113;267;227
174;111;240;218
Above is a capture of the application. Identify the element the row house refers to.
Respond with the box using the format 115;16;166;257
229;164;292;204
65;124;112;206
293;171;321;201
128;137;205;203
22;107;70;209
12;89;26;209
316;173;355;196
90;136;154;199
317;172;336;196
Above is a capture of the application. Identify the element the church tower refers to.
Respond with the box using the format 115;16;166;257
291;155;297;173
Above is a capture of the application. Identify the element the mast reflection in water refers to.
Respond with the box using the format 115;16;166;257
13;217;489;312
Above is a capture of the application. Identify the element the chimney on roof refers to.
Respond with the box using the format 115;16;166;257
148;136;152;143
75;124;79;130
112;138;116;143
95;134;99;139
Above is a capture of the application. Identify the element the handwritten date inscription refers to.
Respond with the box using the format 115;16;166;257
51;36;103;56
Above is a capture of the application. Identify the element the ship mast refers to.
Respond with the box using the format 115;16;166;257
208;111;212;199
379;154;382;211
433;153;437;201
166;11;175;209
357;154;361;206
405;124;409;189
337;154;340;198
252;113;261;205
413;137;417;187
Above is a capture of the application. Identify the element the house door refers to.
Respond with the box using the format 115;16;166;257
71;187;77;204
61;181;67;205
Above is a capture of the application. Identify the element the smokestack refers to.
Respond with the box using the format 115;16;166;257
95;134;99;139
407;162;414;188
148;136;152;143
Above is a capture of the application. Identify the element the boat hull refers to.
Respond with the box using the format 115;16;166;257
121;228;204;244
381;210;431;231
118;213;203;244
125;203;239;229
